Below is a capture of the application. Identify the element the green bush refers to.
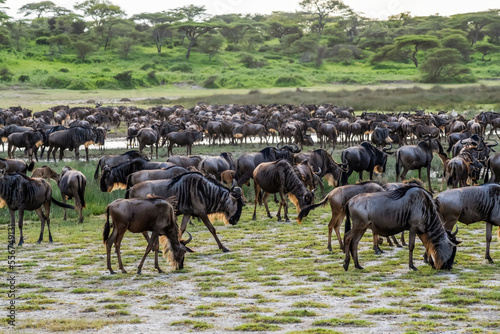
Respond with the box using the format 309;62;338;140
240;54;267;68
45;75;70;88
275;75;304;87
35;37;50;45
140;63;156;71
203;76;220;89
18;75;30;82
59;68;69;72
113;71;133;85
67;78;96;90
0;67;13;82
169;63;192;73
95;77;118;89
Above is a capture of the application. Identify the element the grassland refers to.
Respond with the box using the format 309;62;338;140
1;135;500;333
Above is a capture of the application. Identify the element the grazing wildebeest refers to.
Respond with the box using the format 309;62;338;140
395;137;444;192
294;148;346;189
340;142;394;185
125;166;188;189
167;155;203;169
126;172;243;252
436;184;500;263
252;160;314;222
343;185;460;271
234;144;300;187
0;157;35;174
371;126;393;147
94;150;148;180
46;126;99;161
0;169;75;246
198;152;235;180
103;196;194;274
298;181;385;251
137;126;160;160
293;160;320;192
57;166;87;224
31;166;59;181
99;158;171;192
166;130;203;156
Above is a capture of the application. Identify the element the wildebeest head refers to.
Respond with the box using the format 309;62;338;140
373;144;393;174
228;185;244;225
425;228;461;270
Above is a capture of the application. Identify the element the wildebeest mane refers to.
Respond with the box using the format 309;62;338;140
385;184;429;201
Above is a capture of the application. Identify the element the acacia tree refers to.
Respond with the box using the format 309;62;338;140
394;34;440;67
299;0;349;36
18;1;58;18
197;33;224;60
419;47;471;82
175;22;218;59
475;42;499;61
452;11;500;45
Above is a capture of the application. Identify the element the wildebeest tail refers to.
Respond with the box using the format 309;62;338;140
124;188;130;199
446;164;456;187
78;175;86;208
125;174;133;190
103;206;110;244
51;197;75;210
94;158;102;180
344;203;351;234
395;150;401;180
484;158;491;183
297;195;329;224
340;150;349;185
27;160;35;172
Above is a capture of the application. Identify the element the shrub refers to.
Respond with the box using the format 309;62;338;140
275;75;304;87
114;71;133;84
169;63;192;73
140;63;156;71
0;67;13;82
45;76;70;88
59;68;69;72
203;76;220;89
35;37;50;45
67;79;96;90
95;78;118;89
18;75;30;82
240;54;267;68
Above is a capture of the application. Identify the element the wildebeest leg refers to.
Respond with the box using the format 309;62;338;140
179;215;191;237
343;230;353;270
113;228;127;274
44;201;53;243
408;228;418;271
351;229;366;270
105;225;119;274
359;171;364;181
137;232;158;274
155;143;158;160
150;145;153;160
485;222;494;263
8;209;16;246
200;214;230;252
47;146;53;162
426;166;433;193
153;236;163;273
400;232;406;246
62;194;68;220
85;147;89;162
328;211;345;252
58;148;64;161
253;182;261;220
373;233;383;254
262;193;272;219
17;209;25;246
74;146;80;160
35;207;50;244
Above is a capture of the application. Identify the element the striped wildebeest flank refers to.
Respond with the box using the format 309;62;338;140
343;184;461;271
234;144;300;187
0;169;75;246
340;141;394;186
103;196;193;274
99;158;173;192
0;157;35;174
126;172;243;252
435;184;500;263
46;126;102;161
57;166;87;224
252;160;314;222
93;150;148;180
395;136;445;192
298;181;385;252
125;166;189;189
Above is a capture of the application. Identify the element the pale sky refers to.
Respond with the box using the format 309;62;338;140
4;0;499;20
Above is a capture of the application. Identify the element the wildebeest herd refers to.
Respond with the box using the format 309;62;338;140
2;103;500;273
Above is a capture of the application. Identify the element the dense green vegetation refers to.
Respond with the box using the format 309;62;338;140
0;1;499;90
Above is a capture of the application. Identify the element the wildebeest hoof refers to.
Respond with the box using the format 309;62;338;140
252;215;257;220
486;256;494;264
136;270;142;275
285;219;290;223
355;265;364;270
410;265;419;271
343;262;349;271
267;215;272;219
222;247;230;253
327;245;332;252
157;268;164;273
121;269;127;274
109;270;116;275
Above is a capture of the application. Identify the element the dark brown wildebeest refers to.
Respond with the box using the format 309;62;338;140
233;123;268;145
484;152;500;183
103;196;193;274
340;141;394;185
395;137;445;192
136;126;160;160
94;150;148;180
343;185;460;271
293;160;321;193
99;158;171;192
0;157;35;174
7;130;46;161
125;166;188;189
0;169;75;246
167;155;203;169
316;122;338;149
294;148;346;190
47;126;102;161
57;166;87;224
436;184;500;263
371;126;393;147
31;166;59;181
252;160;314;222
166;130;203;156
298;181;385;251
447;130;472;153
126;172;243;252
198;152;234;180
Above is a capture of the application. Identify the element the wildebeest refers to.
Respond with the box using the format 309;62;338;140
94;150;148;180
7;130;46;161
371;126;393;147
252;160;314;222
340;142;393;185
166;130;203;156
167;155;203;169
436;184;500;263
484;152;500;183
125;166;189;189
233;123;268;144
395;137;444;192
298;181;385;251
136;126;160;159
46;126;102;161
294;148;346;189
99;158;171;192
103;196;193;274
126;172;243;252
31;165;59;181
57;166;87;224
0;157;35;174
0;169;75;246
198;152;234;180
343;185;460;271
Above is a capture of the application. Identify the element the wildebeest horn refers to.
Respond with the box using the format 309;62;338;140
292;144;301;153
181;231;193;245
314;167;322;175
230;179;237;191
487;140;498;148
452;226;458;237
276;142;283;149
382;143;392;152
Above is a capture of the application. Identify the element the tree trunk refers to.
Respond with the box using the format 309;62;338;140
186;39;194;59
